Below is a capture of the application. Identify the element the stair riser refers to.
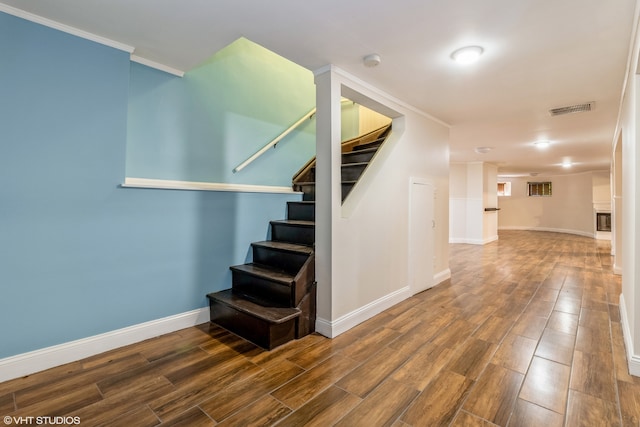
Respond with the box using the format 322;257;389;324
353;139;384;151
271;222;314;245
341;164;367;181
342;150;376;164
294;184;315;201
252;245;310;273
287;202;315;221
208;299;296;350
231;271;292;307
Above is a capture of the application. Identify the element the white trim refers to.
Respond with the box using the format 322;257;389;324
122;177;298;195
498;226;594;239
619;294;640;376
0;307;210;382
0;3;134;53
433;268;451;285
449;237;487;245
614;264;623;275
313;65;450;128
130;55;185;77
408;177;435;294
315;286;412;338
484;235;499;244
316;269;451;338
449;238;469;244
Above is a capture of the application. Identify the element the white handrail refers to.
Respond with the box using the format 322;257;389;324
233;107;316;173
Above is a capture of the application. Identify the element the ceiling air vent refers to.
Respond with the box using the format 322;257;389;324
549;102;594;117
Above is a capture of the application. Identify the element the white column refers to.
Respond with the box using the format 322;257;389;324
313;66;342;329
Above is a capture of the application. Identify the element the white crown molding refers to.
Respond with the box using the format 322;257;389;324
0;307;210;382
130;55;185;77
1;4;187;76
122;177;297;195
0;3;134;53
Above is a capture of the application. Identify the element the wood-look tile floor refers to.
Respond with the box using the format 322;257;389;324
1;230;638;426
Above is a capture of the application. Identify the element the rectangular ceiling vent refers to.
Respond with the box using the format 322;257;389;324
549;102;594;117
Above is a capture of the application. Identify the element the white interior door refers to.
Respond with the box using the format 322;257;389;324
409;178;435;294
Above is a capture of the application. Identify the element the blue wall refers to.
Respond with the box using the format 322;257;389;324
0;13;300;358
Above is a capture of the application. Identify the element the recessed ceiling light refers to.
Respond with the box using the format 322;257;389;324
451;46;484;65
475;146;493;154
562;161;572;168
534;140;550;149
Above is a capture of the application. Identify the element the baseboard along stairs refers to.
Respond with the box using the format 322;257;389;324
207;123;392;349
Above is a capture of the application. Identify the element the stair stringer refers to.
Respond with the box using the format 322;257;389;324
293;253;316;338
341;118;404;218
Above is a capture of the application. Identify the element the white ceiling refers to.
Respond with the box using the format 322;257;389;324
2;0;636;176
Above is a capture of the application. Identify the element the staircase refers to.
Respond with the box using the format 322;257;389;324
292;123;392;201
206;123;391;350
206;201;316;350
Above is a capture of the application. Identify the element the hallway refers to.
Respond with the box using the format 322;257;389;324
0;231;637;426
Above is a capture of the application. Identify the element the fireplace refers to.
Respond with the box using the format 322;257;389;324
596;212;611;232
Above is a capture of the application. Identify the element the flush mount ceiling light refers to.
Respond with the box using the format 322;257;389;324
534;140;550;149
363;53;381;67
474;146;493;154
562;161;572;168
450;45;484;65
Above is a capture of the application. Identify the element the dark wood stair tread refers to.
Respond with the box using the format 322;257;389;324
252;240;314;253
344;146;378;155
270;219;315;227
207;289;300;324
230;263;295;285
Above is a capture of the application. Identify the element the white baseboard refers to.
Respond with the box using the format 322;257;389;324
614;264;623;275
434;268;451;285
316;268;452;339
619;294;640;377
315;286;411;339
449;237;467;244
449;237;485;245
498;226;594;239
0;307;210;383
484;235;499;244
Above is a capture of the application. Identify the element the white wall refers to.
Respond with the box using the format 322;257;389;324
593;170;612;203
449;162;497;244
497;173;596;237
449;163;468;241
617;6;640;372
314;66;450;336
